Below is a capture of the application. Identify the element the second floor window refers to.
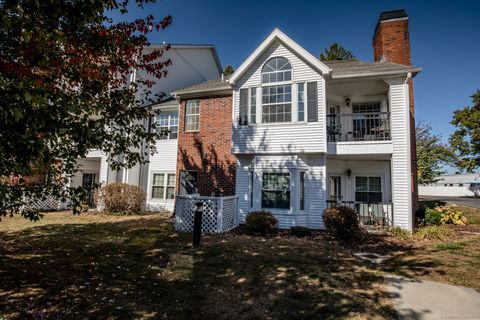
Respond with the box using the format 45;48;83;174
157;113;178;140
250;88;256;124
262;85;292;123
185;100;200;132
262;57;292;83
261;57;293;124
298;83;305;122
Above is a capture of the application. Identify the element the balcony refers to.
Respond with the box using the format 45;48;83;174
326;112;391;142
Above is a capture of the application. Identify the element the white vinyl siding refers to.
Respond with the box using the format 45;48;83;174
389;80;412;230
236;154;325;229
306;154;326;229
232;40;326;154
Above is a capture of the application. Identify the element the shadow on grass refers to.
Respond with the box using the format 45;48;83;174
1;217;397;319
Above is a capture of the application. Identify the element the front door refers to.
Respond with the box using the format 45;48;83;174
328;176;342;202
82;173;97;207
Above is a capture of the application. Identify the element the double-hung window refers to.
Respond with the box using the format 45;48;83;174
262;85;292;123
250;88;256;124
185;100;200;132
297;83;305;122
355;176;382;203
261;57;292;124
261;172;291;209
157;113;178;139
151;173;176;200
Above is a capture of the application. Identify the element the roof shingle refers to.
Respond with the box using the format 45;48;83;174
323;59;419;78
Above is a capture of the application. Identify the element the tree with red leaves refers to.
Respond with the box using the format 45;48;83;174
0;0;172;219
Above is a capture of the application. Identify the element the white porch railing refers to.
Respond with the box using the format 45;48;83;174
175;195;238;233
326;201;393;227
327;112;391;142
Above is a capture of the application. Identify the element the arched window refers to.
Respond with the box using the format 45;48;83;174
260;57;293;123
261;57;292;83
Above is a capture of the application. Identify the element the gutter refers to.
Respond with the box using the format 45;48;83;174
331;68;422;80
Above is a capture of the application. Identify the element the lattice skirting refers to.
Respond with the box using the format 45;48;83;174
175;195;237;233
24;195;68;212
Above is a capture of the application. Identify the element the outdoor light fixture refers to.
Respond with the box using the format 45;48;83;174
345;97;351;106
346;169;352;178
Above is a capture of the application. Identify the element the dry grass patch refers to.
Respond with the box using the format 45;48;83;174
0;212;395;320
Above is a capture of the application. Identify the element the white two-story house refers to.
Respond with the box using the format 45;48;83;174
173;10;420;230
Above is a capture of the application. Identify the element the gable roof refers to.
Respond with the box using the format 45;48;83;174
228;28;332;84
171;75;232;98
323;59;421;79
172;59;421;97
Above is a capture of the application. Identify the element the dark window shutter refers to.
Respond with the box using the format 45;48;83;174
239;88;248;126
307;82;318;122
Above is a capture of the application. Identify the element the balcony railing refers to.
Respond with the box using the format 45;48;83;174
326;112;391;142
326;200;393;227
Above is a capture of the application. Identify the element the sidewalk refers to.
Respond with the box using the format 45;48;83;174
386;275;480;319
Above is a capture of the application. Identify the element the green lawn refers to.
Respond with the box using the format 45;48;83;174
1;209;480;320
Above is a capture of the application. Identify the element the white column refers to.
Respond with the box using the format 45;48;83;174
387;79;413;230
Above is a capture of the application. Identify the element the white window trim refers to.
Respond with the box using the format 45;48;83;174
156;112;179;140
261;57;293;84
353;176;383;203
185;100;200;132
260;171;292;210
259;56;295;125
260;84;293;124
150;172;176;201
295;81;309;123
248;87;257;126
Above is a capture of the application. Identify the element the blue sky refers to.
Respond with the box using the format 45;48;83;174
111;0;479;153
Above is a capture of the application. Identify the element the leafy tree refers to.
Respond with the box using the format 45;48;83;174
416;121;455;184
319;43;355;61
223;64;235;77
449;90;480;173
0;0;172;219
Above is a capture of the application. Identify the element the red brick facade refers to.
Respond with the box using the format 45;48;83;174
176;95;236;196
373;14;419;213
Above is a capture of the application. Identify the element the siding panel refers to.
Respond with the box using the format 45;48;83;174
389;82;412;229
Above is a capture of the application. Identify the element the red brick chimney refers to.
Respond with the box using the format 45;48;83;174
373;9;419;218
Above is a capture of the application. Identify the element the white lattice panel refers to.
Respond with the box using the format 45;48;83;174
25;195;62;211
221;197;237;231
175;196;238;233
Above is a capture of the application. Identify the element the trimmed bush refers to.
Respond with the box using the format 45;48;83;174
244;211;278;235
290;226;312;237
95;183;146;215
322;206;361;241
415;225;455;241
424;208;443;226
